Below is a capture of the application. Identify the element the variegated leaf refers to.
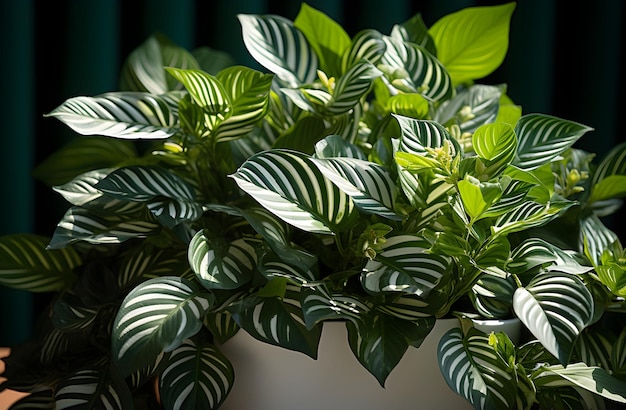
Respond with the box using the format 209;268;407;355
492;199;574;238
204;311;240;344
238;14;318;87
188;232;257;290
434;84;503;134
51;295;98;332
390;13;436;55
0;234;80;292
507;238;593;276
361;235;451;298
313;135;367;160
381;35;453;101
576;328;613;370
324;60;382;115
231;149;357;234
580;213;619;265
513;273;594;365
159;339;234;410
258;251;317;284
45;92;179;139
55;367;133;410
513;114;593;170
341;29;386;72
300;284;371;329
95;166;203;227
213;66;273;141
117;244;190;289
48;207;160;249
120;33;200;93
312;157;402;220
438;327;518;409
394;115;458;155
228;285;321;358
112;277;214;376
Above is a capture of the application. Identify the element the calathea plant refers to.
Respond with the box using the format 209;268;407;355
2;2;626;409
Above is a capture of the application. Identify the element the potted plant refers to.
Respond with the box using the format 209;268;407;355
2;2;626;409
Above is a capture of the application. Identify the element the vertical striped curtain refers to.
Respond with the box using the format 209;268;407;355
1;0;624;345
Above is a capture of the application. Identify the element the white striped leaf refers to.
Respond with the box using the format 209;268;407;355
300;284;371;329
533;363;626;404
45;92;179;139
361;235;451;298
0;234;80;292
395;115;458;155
314;135;367;160
438;327;518;409
342;29;386;72
95;166;203;227
513;114;593;170
120;33;200;94
381;36;453;101
112;276;214;376
470;274;516;318
507;238;593;276
611;327;626;374
492;199;574;238
188;232;257;290
159;339;234;410
589;142;626;203
128;351;168;391
48;207;160;249
513;273;594;365
325;60;382;115
117;244;190;289
213;66;273;141
55;367;133;410
228;286;322;357
376;294;437;321
204;311;240;344
231;149;358;234
480;179;533;219
391;13;436;55
580;214;619;265
259;252;317;284
346;310;409;386
434;84;503;134
575;328;613;369
51;296;98;332
238;14;318;87
312;157;402;220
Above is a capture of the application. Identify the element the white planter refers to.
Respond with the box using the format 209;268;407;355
219;319;472;410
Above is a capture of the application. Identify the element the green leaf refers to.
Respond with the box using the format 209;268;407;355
324;60;382;115
513;114;593;171
229;286;322;358
588;175;626;204
51;295;98;332
259;251;317;284
580;214;619;266
341;29;386;71
238;13;318;87
438;327;518;409
120;33;200;93
159;339;234;410
312;157;401;220
428;2;516;84
513;273;594;365
55;366;133;410
112;276;213;376
472;122;517;177
347;311;409;386
95;165;203;227
492;199;574;238
434;84;504;135
533;362;626;404
300;284;370;329
381;36;453;101
395;115;458;154
214;66;273;141
188;232;257;290
590;142;626;186
294;3;350;77
271;115;328;153
45;92;179;140
361;235;451;298
0;234;79;292
387;93;429;119
192;46;236;75
313;135;367;160
32;138;136;187
231;149;358;234
117;244;190;289
457;176;502;220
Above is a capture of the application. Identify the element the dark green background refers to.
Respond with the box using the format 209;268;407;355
1;0;624;345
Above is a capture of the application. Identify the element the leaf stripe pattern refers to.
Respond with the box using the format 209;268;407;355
55;368;132;410
395;115;455;154
45;92;179;139
492;200;572;237
312;157;401;220
231;149;356;234
326;61;382;115
300;284;370;329
513;114;593;170
159;339;234;410
238;14;318;87
591;142;626;186
189;233;257;290
48;207;159;249
438;328;516;409
579;214;619;265
513;273;594;365
97;166;195;201
166;68;231;115
362;235;451;297
342;29;386;70
381;36;453;101
112;277;212;376
0;234;80;292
